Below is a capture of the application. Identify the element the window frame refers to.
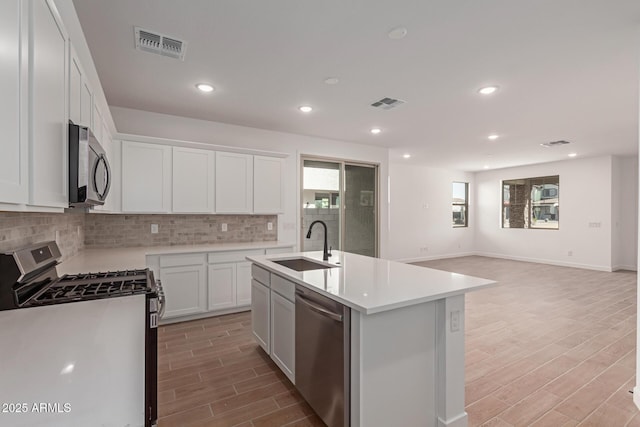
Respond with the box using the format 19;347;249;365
501;175;559;230
452;181;469;228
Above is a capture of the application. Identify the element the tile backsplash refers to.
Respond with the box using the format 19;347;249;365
85;214;277;248
0;212;85;260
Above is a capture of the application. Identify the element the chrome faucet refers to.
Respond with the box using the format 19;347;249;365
306;220;331;261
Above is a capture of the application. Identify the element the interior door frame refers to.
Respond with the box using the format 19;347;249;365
300;155;379;257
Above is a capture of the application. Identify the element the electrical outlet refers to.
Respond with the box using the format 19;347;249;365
151;224;159;234
568;250;573;256
267;222;273;231
221;223;228;232
450;311;461;332
77;226;81;236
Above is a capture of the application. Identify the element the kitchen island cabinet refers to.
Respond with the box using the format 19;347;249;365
248;250;495;427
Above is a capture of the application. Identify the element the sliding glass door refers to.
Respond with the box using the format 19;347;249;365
301;158;378;257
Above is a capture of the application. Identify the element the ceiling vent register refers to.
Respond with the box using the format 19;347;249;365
134;27;187;61
371;97;406;110
540;140;571;148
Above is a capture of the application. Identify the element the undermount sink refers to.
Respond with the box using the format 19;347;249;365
272;258;334;272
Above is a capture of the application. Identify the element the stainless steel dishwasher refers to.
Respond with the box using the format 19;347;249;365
295;285;350;427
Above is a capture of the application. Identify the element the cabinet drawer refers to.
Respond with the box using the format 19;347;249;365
251;264;270;286
271;274;295;302
265;246;294;255
159;254;206;268
208;249;264;264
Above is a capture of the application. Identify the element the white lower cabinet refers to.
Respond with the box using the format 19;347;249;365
208;263;236;311
160;263;207;319
270;289;295;383
148;246;293;324
250;266;296;384
251;278;270;353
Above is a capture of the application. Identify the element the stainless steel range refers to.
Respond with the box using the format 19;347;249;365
0;241;165;427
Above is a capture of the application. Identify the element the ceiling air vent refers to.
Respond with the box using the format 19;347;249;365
134;27;187;61
540;140;571;148
370;97;406;110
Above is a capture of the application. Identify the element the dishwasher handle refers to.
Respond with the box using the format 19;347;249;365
296;293;343;322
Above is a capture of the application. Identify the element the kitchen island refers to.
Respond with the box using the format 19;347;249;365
247;250;495;427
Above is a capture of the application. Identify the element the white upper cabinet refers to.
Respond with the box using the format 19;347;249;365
172;147;215;213
0;0;28;204
121;141;171;213
29;0;69;208
253;156;284;214
69;44;92;128
92;104;103;143
215;152;253;214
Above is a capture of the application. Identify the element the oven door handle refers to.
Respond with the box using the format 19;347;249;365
156;279;166;319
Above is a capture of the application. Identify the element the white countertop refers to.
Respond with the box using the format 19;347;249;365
59;241;295;275
247;251;495;315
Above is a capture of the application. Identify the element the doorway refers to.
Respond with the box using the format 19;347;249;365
301;157;378;257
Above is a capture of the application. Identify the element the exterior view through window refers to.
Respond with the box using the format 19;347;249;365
452;182;468;227
502;175;559;229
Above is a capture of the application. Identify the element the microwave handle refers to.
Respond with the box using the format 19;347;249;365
93;154;111;201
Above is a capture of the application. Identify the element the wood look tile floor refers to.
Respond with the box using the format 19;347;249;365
158;256;638;426
157;312;324;427
415;256;638;427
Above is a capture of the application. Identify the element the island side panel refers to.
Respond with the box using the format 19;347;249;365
435;294;467;427
350;301;438;427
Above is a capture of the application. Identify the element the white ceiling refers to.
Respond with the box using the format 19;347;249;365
73;0;640;171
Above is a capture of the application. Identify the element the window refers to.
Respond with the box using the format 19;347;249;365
502;175;559;229
452;182;468;227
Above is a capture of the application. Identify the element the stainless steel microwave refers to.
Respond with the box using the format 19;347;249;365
68;122;111;208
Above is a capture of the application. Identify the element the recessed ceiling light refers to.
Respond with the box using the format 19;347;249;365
388;27;408;40
403;154;411;159
568;153;577;157
483;165;490;169
324;77;339;85
488;134;499;141
370;128;382;134
298;105;313;113
196;83;214;93
478;86;499;95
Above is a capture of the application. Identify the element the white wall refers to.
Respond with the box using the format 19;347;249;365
475;155;615;271
388;163;475;262
110;106;391;257
612;156;638;270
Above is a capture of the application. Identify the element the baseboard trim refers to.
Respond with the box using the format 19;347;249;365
474;251;613;272
612;264;638;272
395;252;476;264
437;412;468;427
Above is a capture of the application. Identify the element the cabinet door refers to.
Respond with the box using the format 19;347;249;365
215;152;253;213
69;46;82;126
236;261;252;307
251;279;270;353
271;291;295;383
172;147;215;213
0;0;27;204
30;0;68;208
208;263;236;311
253;156;284;214
160;264;207;319
81;79;92;129
121;141;171;213
92;104;103;143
